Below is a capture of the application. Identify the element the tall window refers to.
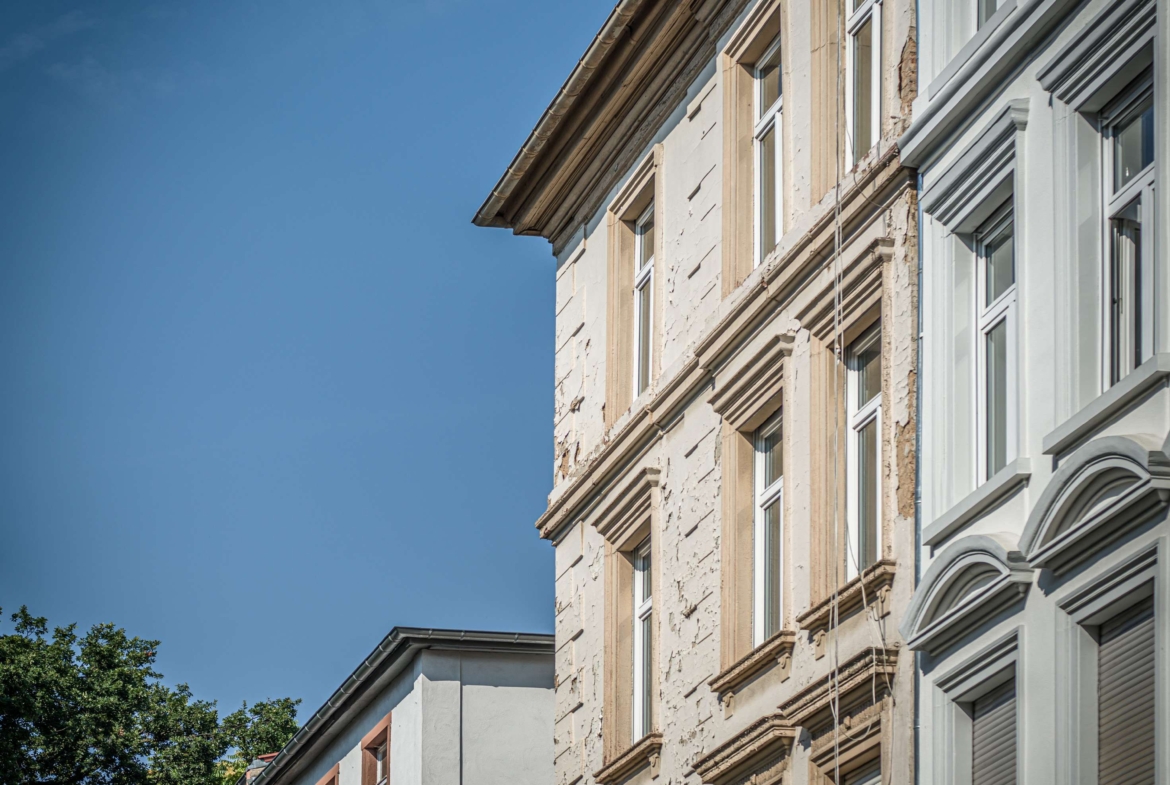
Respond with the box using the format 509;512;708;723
634;204;655;396
975;202;1016;481
374;743;388;785
971;678;1017;785
1097;597;1155;784
360;714;391;785
1103;76;1155;388
753;411;783;645
631;539;653;741
754;38;783;265
845;0;881;165
846;325;882;581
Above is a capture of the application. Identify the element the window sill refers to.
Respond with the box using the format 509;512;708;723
1042;353;1170;456
692;714;797;785
796;560;896;652
708;630;796;699
778;647;898;733
923;458;1032;547
595;732;663;784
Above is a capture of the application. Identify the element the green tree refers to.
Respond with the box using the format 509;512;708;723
0;607;301;785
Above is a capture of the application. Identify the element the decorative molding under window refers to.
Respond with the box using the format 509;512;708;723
1020;435;1170;574
692;714;797;785
924;458;1032;546
708;629;795;699
1037;0;1155;111
797;561;896;655
901;535;1032;655
778;646;898;734
1042;353;1170;455
920;100;1028;233
594;732;663;784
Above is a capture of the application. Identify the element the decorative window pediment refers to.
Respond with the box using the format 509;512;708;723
778;646;898;734
900;535;1032;655
692;714;797;785
591;466;661;547
1019;434;1170;574
920;100;1028;234
708;333;793;431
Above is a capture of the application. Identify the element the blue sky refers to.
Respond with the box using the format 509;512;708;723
0;0;610;719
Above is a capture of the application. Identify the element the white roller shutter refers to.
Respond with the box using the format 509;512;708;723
972;677;1016;785
1098;596;1155;785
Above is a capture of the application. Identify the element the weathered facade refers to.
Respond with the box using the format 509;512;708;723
901;0;1169;782
248;628;554;785
476;1;919;783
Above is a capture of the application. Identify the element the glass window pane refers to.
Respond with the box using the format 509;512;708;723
844;763;882;785
640;613;653;736
760;124;777;258
984;227;1014;305
855;330;882;407
1110;201;1142;384
762;420;782;488
638;214;655;270
637;283;651;394
1114;99;1154;191
764;501;782;637
858;417;878;570
978;0;1000;27
852;18;873;163
638;548;652;602
758;57;781;114
985;319;1008;477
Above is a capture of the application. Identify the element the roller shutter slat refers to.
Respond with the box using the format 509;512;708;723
1098;597;1155;785
972;679;1016;785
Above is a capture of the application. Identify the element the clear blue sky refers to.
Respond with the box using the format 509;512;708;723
0;0;610;719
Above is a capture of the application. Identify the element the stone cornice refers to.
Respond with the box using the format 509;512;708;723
593;466;661;545
796;561;897;635
536;150;913;540
708;334;793;430
692;714;797;785
594;732;663;784
777;647;899;733
708;630;796;697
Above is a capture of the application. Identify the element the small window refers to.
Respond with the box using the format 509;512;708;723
847;324;882;580
975;202;1016;482
977;0;1002;29
360;714;391;785
754;38;783;264
374;743;387;785
753;410;784;644
846;0;881;165
843;761;882;785
634;204;655;396
1102;75;1155;388
631;539;653;741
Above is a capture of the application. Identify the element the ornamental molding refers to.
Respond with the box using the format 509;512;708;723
1019;434;1170;574
707;333;793;431
692;714;797;785
900;534;1032;655
778;647;898;734
797;561;897;642
592;465;661;547
708;630;796;697
595;732;663;785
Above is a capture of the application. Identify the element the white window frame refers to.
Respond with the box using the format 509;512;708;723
753;37;784;268
1100;75;1155;391
846;326;882;582
633;203;655;398
844;0;882;166
375;742;388;785
753;411;784;646
632;538;653;741
974;202;1017;485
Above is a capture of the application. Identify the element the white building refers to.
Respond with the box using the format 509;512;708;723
900;0;1168;782
249;628;554;785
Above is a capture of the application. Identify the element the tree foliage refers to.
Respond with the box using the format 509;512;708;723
0;607;301;785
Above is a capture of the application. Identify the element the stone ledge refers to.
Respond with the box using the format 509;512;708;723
708;630;796;698
778;647;898;733
796;561;896;648
692;714;797;785
595;733;663;784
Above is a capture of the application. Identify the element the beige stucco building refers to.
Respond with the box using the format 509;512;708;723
475;1;920;784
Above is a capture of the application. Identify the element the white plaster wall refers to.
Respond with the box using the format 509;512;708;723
461;652;555;785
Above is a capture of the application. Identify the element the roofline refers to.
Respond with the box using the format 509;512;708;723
251;627;554;785
471;0;647;231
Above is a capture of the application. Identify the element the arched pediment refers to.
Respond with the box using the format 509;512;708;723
1020;435;1170;574
900;535;1032;655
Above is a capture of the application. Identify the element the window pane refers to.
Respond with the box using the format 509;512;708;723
858;417;878;570
376;744;387;781
1113;99;1154;191
1110;201;1142;384
855;330;882;407
844;762;882;785
985;318;1008;477
852;18;873;163
984;227;1014;305
640;613;653;736
762;420;782;488
637;282;651;394
758;54;781;113
638;214;655;270
638;548;652;602
760;124;777;257
764;500;782;638
978;0;1000;28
